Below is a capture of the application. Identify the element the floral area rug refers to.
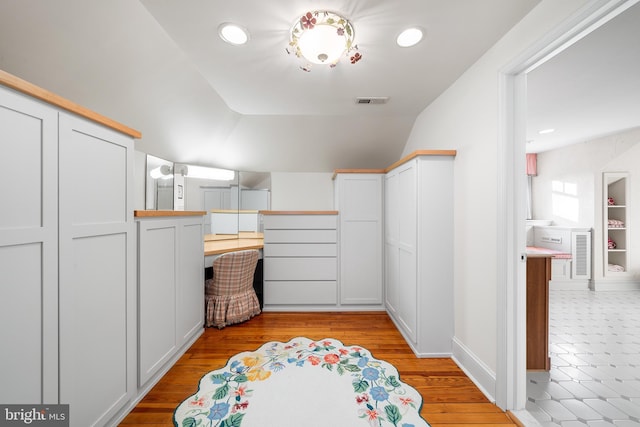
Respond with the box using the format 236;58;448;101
174;337;431;427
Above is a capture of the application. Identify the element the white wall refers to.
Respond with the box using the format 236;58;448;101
134;150;147;210
533;127;640;228
534;127;640;284
401;0;588;397
594;129;640;282
270;172;334;210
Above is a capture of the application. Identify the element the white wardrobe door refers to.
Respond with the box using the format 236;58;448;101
0;88;58;404
58;113;134;426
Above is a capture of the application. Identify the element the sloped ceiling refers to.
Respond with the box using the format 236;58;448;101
0;0;541;172
526;2;640;153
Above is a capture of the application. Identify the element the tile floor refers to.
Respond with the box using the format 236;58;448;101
526;289;640;426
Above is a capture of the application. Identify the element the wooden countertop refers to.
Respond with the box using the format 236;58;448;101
204;238;264;256
0;69;141;139
260;210;338;215
134;210;206;218
332;149;457;179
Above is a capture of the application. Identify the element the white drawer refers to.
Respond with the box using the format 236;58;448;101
264;243;337;257
263;214;337;230
264;257;336;281
264;229;337;243
264;281;337;305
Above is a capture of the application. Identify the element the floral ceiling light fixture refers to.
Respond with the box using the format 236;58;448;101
287;10;361;71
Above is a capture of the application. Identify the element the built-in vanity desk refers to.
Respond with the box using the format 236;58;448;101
203;231;265;307
204;232;264;260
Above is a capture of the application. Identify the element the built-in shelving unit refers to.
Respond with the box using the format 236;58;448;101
604;172;629;276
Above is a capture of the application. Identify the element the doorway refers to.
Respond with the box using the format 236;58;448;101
498;0;640;418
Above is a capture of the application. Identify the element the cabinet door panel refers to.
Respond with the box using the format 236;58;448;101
177;221;204;343
60;115;128;226
59;233;129;427
341;220;382;304
336;174;383;306
398;247;417;342
58;113;134;426
0;243;44;403
397;162;417;247
0;96;51;229
341;177;381;220
0;87;58;403
384;172;399;241
138;224;177;385
385;244;399;315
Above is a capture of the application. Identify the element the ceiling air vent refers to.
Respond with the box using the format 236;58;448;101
356;97;389;105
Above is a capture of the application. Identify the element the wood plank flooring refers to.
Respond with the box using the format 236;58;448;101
120;312;518;426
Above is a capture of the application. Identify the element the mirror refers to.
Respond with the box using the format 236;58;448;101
239;172;271;210
144;156;272;241
174;163;239;240
238;171;271;237
145;154;174;210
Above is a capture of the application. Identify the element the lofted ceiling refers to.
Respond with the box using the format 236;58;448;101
0;0;542;172
526;2;640;153
1;1;637;172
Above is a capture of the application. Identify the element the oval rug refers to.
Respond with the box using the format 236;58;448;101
173;337;430;427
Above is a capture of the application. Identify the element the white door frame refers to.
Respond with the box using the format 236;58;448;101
496;0;639;412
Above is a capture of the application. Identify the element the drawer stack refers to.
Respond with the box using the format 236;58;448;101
262;213;337;308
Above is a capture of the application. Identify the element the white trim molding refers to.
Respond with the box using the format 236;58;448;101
497;0;640;413
452;337;496;403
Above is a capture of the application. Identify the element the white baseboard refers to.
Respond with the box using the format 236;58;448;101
549;279;590;290
451;336;496;403
107;328;204;426
262;305;386;312
591;279;640;291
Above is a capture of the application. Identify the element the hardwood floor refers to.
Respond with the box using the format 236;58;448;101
120;312;518;426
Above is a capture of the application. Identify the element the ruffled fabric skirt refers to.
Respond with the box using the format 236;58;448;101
205;283;261;328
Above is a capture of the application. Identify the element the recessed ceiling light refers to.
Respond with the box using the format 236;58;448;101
396;27;423;47
218;23;249;45
538;128;555;135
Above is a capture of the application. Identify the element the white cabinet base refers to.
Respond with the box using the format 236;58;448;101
385;154;455;358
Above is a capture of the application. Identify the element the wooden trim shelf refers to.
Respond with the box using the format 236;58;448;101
1;69;141;139
134;210;206;217
385;150;457;172
332;150;457;180
331;168;386;180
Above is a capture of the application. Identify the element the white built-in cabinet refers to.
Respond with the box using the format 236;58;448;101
0;76;137;426
136;213;205;387
384;153;455;357
1;81;59;406
262;213;338;309
334;173;384;307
